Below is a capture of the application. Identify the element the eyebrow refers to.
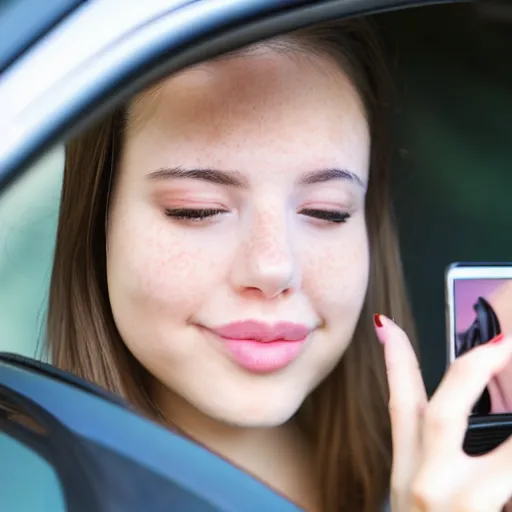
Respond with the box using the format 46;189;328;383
148;167;248;187
298;168;366;188
147;166;366;189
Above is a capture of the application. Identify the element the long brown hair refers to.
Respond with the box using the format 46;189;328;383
47;17;415;512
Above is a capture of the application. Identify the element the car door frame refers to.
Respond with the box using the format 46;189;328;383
0;0;466;191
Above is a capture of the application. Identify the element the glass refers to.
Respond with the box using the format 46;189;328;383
0;400;66;512
0;147;63;356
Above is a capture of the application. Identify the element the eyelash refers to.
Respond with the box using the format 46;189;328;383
164;208;225;221
164;208;351;224
299;208;351;224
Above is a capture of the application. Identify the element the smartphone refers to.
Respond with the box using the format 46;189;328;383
446;263;512;455
446;262;512;415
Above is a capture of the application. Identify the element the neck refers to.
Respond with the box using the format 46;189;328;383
153;387;319;511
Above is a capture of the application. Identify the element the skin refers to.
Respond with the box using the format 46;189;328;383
487;282;512;413
377;315;512;511
106;48;370;508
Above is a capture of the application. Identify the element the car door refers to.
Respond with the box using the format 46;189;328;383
0;352;307;511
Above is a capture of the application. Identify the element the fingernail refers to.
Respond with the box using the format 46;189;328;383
374;314;387;344
489;333;505;345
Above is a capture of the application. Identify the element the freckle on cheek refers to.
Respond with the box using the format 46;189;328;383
128;232;225;308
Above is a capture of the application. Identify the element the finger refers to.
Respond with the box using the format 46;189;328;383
451;445;512;512
482;423;512;480
487;376;506;414
375;314;427;492
424;335;512;457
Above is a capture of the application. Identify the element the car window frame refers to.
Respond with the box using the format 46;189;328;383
0;0;463;192
0;0;86;74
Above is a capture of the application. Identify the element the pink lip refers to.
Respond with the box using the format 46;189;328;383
207;321;312;373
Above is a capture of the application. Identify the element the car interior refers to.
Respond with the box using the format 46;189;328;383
1;0;512;508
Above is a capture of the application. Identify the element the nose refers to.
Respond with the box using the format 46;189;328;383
230;208;300;299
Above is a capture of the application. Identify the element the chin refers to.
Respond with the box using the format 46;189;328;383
197;394;304;429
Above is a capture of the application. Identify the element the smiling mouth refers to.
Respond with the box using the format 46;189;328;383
209;320;312;342
203;320;313;374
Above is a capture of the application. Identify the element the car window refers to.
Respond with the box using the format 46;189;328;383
0;399;66;511
0;147;63;356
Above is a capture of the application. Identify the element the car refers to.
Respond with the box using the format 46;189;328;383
0;351;303;511
1;0;511;510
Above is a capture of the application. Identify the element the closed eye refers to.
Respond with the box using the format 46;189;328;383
163;207;350;224
299;208;351;224
164;208;227;221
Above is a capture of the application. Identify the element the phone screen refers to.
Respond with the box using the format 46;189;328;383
447;264;512;415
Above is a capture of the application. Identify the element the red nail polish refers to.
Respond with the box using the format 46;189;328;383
489;333;505;345
374;314;383;328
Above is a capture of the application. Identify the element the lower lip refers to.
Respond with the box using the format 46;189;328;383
223;338;306;373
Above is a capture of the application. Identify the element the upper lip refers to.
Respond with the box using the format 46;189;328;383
208;321;312;342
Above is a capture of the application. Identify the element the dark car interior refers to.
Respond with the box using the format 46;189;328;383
380;2;512;394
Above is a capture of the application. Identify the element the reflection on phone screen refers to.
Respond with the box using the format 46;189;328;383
454;278;512;415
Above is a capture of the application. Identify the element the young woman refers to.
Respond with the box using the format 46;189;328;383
46;17;512;512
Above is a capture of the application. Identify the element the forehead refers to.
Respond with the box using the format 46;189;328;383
124;47;370;177
130;47;365;128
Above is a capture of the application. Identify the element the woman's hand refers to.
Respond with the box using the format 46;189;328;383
488;282;512;414
375;314;512;511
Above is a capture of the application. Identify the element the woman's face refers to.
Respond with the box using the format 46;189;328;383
107;46;371;427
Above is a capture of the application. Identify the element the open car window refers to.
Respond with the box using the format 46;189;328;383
0;148;63;357
2;0;512;510
2;0;511;394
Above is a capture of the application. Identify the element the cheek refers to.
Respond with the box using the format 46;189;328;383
301;216;369;318
106;207;230;317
